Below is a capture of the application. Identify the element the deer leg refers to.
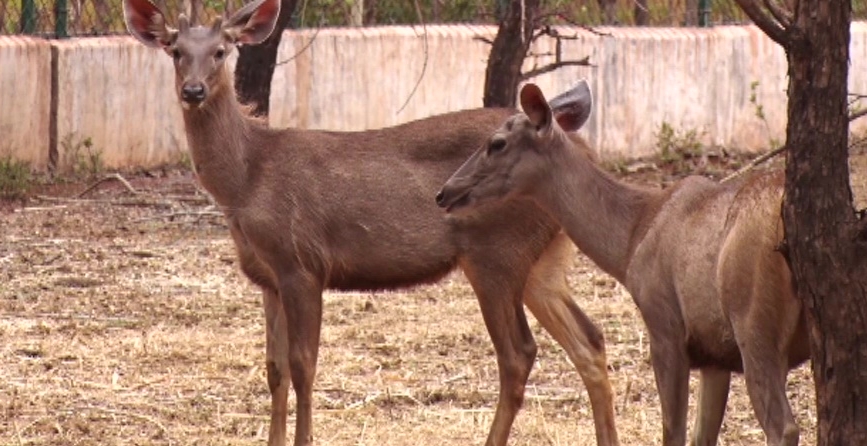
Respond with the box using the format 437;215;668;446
462;260;538;446
738;341;799;446
649;337;690;446
277;270;324;446
263;287;291;446
638;306;691;446
690;368;730;446
523;233;619;446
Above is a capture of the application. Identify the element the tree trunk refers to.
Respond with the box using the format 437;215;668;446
234;0;300;118
349;0;363;27
782;1;867;444
483;0;540;108
684;0;699;25
634;0;649;26
596;0;617;24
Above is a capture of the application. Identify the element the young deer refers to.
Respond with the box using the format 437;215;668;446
437;82;809;446
122;1;621;445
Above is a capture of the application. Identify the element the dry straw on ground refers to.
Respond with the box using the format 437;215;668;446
4;147;866;446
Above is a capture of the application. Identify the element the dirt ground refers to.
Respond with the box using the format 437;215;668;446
2;147;866;446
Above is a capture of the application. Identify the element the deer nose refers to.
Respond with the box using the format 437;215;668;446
435;190;445;206
181;83;206;104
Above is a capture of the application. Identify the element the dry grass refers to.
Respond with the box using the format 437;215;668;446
4;147;866;446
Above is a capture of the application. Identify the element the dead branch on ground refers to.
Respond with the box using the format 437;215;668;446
78;173;140;197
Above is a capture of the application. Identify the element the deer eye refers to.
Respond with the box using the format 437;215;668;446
487;139;507;155
214;48;225;60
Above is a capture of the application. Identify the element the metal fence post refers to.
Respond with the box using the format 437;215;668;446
698;0;711;27
21;0;37;34
55;0;68;38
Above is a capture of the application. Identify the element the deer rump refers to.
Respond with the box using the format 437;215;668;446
627;170;809;373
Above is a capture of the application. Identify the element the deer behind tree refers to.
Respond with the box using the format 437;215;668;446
438;81;808;446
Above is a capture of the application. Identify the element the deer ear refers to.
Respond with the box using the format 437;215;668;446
224;0;281;45
123;0;175;48
548;79;593;132
520;83;553;134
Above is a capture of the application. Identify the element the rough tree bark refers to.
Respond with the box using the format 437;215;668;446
684;0;698;25
735;0;867;444
234;0;300;118
483;0;540;108
634;0;649;26
596;0;617;24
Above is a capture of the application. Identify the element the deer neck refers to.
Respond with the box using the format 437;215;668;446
181;69;253;207
534;140;656;282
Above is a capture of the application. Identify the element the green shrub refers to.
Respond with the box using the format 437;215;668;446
0;156;33;199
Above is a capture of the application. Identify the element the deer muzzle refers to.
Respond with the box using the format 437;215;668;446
435;186;471;213
181;82;207;106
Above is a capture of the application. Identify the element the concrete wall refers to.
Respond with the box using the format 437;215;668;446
270;25;496;131
0;37;51;169
4;23;867;170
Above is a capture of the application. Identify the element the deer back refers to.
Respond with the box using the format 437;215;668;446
232;107;564;290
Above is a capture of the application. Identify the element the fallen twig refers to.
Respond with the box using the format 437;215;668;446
19;205;69;212
0;312;141;325
442;373;468;384
344;391;383;410
132;209;224;224
12;416;23;446
76;405;169;439
77;173;139;198
34;194;175;209
32;194;211;209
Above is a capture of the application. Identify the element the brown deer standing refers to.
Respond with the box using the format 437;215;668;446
122;0;621;445
437;81;809;446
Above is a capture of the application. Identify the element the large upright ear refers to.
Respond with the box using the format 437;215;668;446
520;83;553;134
548;79;593;132
224;0;281;45
123;0;175;48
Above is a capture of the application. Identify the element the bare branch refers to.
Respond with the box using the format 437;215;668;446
763;0;793;28
848;93;867;121
734;0;793;47
396;0;429;115
720;145;786;183
473;35;494;45
849;108;867;123
522;26;593;81
521;58;592;81
275;27;320;67
848;92;867;107
533;14;610;37
849;133;867;151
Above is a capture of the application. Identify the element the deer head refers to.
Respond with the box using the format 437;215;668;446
122;0;281;108
435;81;593;212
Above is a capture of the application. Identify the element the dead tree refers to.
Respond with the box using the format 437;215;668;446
481;0;593;108
234;0;300;118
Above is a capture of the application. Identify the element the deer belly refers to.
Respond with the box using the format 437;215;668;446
685;325;744;372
